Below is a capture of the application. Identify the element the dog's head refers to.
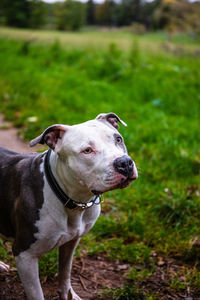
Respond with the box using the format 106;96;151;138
30;113;138;195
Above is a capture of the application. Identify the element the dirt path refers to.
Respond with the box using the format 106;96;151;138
0;114;33;153
0;255;129;300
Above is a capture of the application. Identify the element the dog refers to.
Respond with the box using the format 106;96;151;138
0;113;138;300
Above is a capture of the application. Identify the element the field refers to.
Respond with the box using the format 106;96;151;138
0;27;200;299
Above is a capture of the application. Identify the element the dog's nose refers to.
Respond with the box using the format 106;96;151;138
113;155;134;177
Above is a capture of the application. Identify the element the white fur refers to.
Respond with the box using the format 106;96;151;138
55;120;137;198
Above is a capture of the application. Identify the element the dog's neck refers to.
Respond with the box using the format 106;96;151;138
47;150;94;203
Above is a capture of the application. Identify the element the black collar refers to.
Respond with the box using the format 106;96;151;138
44;149;100;210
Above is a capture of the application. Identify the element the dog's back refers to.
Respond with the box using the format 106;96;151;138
0;147;45;254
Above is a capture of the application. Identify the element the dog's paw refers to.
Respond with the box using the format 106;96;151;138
59;288;82;300
68;289;82;300
0;261;10;272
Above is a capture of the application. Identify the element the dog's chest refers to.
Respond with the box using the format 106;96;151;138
29;178;100;256
35;210;87;251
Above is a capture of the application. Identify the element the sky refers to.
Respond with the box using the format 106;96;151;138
42;0;156;3
43;0;64;2
42;0;198;3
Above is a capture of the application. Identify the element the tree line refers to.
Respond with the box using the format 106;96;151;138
0;0;200;35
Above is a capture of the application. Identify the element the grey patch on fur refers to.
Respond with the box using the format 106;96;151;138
0;147;45;256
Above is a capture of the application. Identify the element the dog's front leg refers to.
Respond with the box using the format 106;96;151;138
58;238;81;300
15;252;44;300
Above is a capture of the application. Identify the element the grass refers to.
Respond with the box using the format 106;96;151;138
0;26;200;53
0;28;200;298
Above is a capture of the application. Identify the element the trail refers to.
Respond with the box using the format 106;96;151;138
0;114;32;153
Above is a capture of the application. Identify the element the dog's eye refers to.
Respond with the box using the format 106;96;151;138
83;147;93;154
116;136;122;144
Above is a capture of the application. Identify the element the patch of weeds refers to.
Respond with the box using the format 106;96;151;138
129;41;140;69
101;285;145;300
85;236;151;266
188;267;200;288
99;43;125;81
0;125;10;130
50;39;62;60
169;276;187;292
124;211;146;239
0;239;15;266
91;214;124;240
18;40;31;55
182;238;200;264
168;266;200;294
153;192;200;228
128;266;155;282
0;239;9;261
39;248;58;280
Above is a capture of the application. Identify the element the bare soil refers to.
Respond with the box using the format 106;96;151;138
0;255;129;300
0;114;32;153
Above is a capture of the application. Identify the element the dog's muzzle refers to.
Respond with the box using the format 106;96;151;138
113;155;135;178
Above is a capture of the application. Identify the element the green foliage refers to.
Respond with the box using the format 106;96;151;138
86;0;95;25
95;0;116;26
29;0;47;29
0;0;30;28
154;0;200;36
54;0;86;31
102;285;145;300
0;0;46;29
39;249;58;280
1;0;200;35
154;191;200;228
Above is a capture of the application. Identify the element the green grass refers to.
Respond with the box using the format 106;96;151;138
0;29;200;298
0;26;200;53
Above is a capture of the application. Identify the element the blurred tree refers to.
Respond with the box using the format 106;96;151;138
0;0;47;29
132;0;141;23
116;0;133;26
140;0;162;29
29;0;47;29
55;0;86;31
95;0;159;28
54;2;66;30
0;0;29;27
115;0;142;26
87;0;95;25
44;3;55;30
153;0;200;35
95;0;117;26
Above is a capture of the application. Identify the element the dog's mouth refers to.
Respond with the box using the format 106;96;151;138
119;176;135;189
91;175;137;195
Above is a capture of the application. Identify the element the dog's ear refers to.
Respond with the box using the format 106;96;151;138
29;124;67;150
96;113;127;130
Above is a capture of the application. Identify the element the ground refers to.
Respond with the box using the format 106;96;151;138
0;114;31;153
0;255;129;300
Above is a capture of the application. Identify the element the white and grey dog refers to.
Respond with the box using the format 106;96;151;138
0;113;138;300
